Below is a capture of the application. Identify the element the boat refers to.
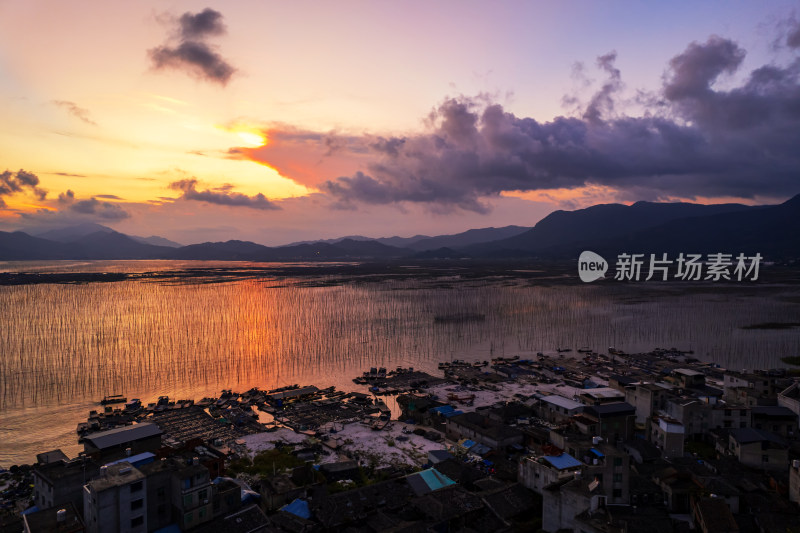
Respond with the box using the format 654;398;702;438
101;394;127;405
577;347;592;353
556;348;572;353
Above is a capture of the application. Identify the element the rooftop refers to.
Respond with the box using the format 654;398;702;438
540;394;583;410
86;462;145;492
22;502;84;533
730;428;786;446
750;405;797;419
83;422;161;450
584;402;636;418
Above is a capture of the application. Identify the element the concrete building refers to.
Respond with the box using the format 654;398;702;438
750;405;798;439
83;463;147;533
672;368;706;388
727;428;788;471
518;453;582;494
445;411;523;449
137;456;213;531
582;403;636;442
625;383;671;425
538;394;583;423
723;370;783;401
33;452;99;514
541;476;605;533
710;405;750;431
665;397;712;439
649;415;685;458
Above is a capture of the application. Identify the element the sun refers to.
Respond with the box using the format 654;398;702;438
237;131;267;147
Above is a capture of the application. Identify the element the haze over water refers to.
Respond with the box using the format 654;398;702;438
1;260;799;465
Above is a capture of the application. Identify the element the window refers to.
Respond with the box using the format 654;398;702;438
183;478;191;490
130;481;143;493
773;425;779;432
740;421;747;428
724;420;732;428
199;489;208;501
156;487;165;499
724;409;731;416
762;455;769;463
131;516;144;528
131;499;143;511
613;473;623;482
613;457;623;467
184;494;193;507
184;512;193;525
613;488;622;498
157;504;167;515
740;410;747;416
199;507;207;519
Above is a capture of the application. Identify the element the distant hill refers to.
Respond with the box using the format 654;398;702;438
405;225;530;251
32;222;114;242
465;195;799;259
129;235;182;248
281;226;530;251
0;231;74;260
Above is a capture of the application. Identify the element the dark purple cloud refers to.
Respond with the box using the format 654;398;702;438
318;35;800;210
57;189;130;220
170;179;280;210
149;8;235;85
0;169;48;207
178;8;226;39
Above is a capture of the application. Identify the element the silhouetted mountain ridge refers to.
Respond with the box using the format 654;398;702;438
2;195;798;261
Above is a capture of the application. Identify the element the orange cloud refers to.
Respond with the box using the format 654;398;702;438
232;126;371;189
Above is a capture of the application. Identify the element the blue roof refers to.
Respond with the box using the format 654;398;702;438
431;405;455;414
543;453;583;470
460;439;476;449
443;409;463;418
281;498;311;519
589;448;605;458
105;452;156;468
407;468;456;495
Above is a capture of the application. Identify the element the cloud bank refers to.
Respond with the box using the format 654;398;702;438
149;8;235;85
169;179;280;210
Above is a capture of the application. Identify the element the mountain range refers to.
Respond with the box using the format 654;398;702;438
1;195;798;261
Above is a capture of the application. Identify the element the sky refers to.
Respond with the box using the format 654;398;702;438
0;1;799;245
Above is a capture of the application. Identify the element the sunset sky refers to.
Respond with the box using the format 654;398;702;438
1;1;799;245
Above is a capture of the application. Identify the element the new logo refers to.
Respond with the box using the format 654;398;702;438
578;251;608;283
